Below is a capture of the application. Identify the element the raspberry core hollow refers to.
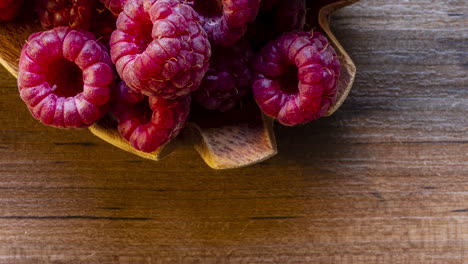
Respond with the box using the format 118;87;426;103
17;27;115;128
252;31;340;126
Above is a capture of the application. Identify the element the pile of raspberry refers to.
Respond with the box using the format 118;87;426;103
8;0;341;153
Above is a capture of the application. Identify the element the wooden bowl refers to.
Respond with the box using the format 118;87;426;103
0;0;358;169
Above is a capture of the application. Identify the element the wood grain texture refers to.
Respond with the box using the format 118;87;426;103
0;0;467;263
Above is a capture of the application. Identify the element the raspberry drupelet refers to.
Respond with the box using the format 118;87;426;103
0;0;24;21
252;31;340;126
17;27;115;128
111;82;190;153
35;0;95;30
194;40;254;112
110;0;211;99
183;0;261;47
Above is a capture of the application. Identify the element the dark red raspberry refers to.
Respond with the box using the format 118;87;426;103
252;31;340;126
17;27;115;128
111;82;190;153
90;7;117;49
193;40;253;112
99;0;127;16
35;0;95;30
245;12;276;52
0;0;24;21
274;0;306;33
259;0;277;11
183;0;260;47
110;0;211;99
246;0;305;51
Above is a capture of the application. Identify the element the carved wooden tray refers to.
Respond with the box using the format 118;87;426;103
0;0;359;169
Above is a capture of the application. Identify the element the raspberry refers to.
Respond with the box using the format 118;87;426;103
245;12;276;52
183;0;260;47
17;27;115;128
35;0;95;30
110;0;211;99
0;0;24;21
246;0;305;51
99;0;127;16
259;0;277;11
274;0;306;33
111;82;190;153
193;40;253;112
91;7;117;49
252;31;340;126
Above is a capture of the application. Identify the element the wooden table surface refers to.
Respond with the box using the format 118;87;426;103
0;0;467;263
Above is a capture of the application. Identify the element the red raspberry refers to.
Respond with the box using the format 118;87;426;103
193;40;253;112
183;0;261;47
274;0;306;33
99;0;127;16
90;7;117;49
245;12;276;52
252;31;340;126
35;0;95;30
110;0;211;99
0;0;24;21
246;0;305;51
111;82;190;153
17;27;115;128
259;0;277;11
